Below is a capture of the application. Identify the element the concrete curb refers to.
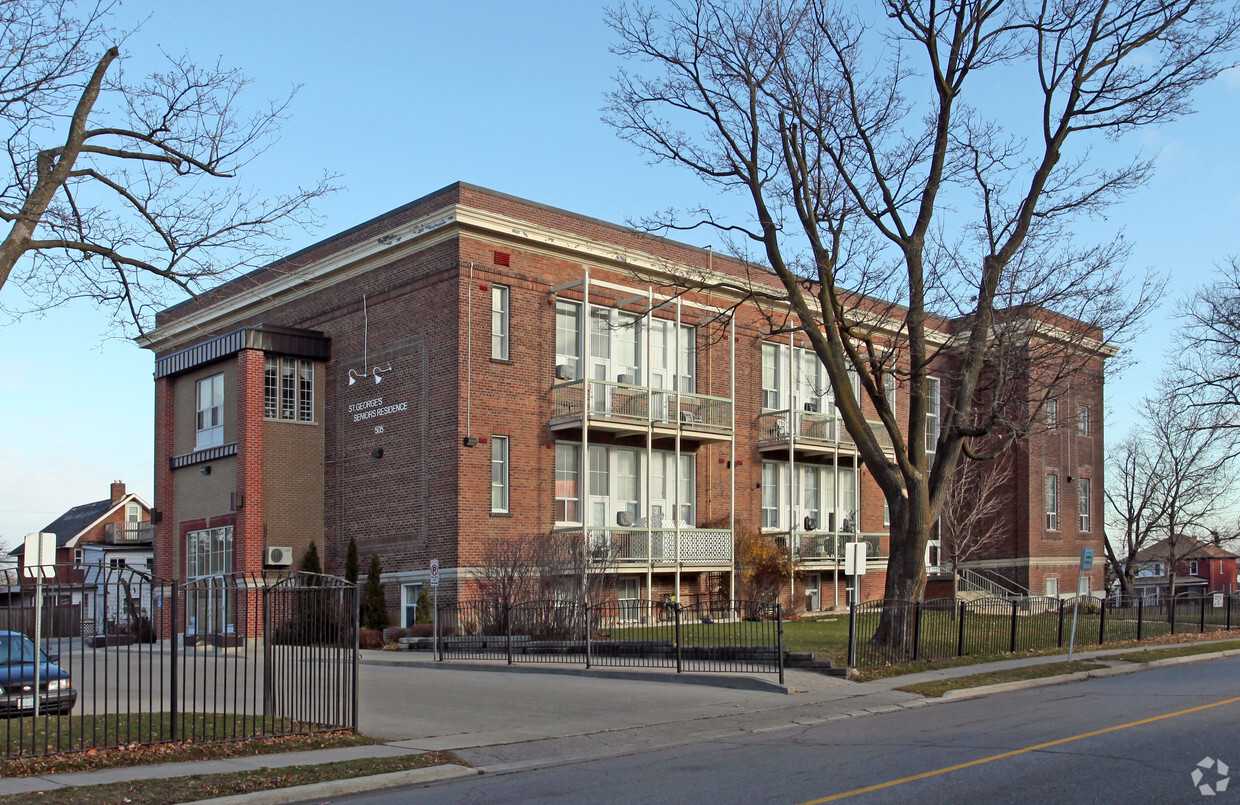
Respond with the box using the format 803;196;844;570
185;763;481;805
935;648;1240;701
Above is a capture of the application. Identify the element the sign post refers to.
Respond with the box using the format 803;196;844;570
23;532;55;717
429;559;440;662
845;542;867;668
1067;547;1094;663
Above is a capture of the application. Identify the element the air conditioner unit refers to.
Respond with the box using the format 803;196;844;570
555;364;575;380
804;516;817;531
616;511;635;527
265;546;294;567
804;401;819;413
617;373;636;385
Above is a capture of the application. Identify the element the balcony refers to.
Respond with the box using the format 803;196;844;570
104;522;155;545
554;526;733;566
757;410;893;456
767;531;888;562
551;379;732;442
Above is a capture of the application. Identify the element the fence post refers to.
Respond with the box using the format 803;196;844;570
585;604;592;669
912;601;922;662
674;603;683;674
847;600;857;669
776;603;785;686
506;603;513;666
1009;600;1018;653
957;600;967;658
1200;595;1207;633
1170;596;1177;635
170;583;179;744
1228;595;1233;631
1137;597;1144;642
1099;597;1107;645
351;583;360;733
1057;599;1065;647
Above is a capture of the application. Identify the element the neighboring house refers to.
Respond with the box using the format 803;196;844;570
1133;537;1239;601
138;182;1107;632
7;482;154;632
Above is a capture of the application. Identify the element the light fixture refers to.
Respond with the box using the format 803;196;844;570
371;447;384;459
463;437;479;448
348;369;364;386
200;466;211;475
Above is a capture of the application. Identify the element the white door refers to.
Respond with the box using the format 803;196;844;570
805;573;822;612
589;309;613;413
618;578;640;622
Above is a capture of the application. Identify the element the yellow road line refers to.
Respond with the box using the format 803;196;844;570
800;695;1240;804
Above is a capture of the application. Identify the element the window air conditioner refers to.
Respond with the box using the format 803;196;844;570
804;401;818;413
616;511;635;527
617;373;636;385
555;364;575;381
265;546;294;567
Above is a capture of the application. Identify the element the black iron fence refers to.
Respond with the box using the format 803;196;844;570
0;566;357;759
432;597;783;680
849;593;1239;669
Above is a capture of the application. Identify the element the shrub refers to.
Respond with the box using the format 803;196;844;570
359;628;384;650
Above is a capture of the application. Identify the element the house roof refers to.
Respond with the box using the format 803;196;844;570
1135;537;1238;563
7;493;151;557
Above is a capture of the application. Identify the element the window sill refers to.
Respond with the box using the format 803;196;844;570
490;511;513;518
263;417;319;426
490;358;514;366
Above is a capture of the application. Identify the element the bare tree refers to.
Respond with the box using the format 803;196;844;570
1105;378;1240;598
939;454;1012;601
0;0;335;333
605;0;1230;647
1182;257;1240;413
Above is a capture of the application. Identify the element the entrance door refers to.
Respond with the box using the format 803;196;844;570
589;309;613;413
805;573;822;612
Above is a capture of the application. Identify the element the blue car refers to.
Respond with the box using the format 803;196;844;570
0;631;76;717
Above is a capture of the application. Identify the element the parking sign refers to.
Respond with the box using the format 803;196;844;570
429;558;440;587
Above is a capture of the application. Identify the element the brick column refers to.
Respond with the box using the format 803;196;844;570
153;375;176;638
235;349;266;637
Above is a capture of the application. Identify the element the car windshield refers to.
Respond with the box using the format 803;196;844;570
0;636;40;664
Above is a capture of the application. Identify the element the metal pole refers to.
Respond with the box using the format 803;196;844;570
1010;600;1018;653
170;583;179;743
674;602;682;674
912;601;922;662
32;542;43;719
957;600;966;657
1067;563;1084;662
432;584;439;662
777;603;785;686
847;599;857;668
1099;597;1107;645
1200;594;1207;633
351;584;360;733
1137;596;1144;642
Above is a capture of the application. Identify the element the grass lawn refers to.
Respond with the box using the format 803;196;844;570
894;661;1110;698
0;751;465;805
1111;639;1240;664
0;718;379;778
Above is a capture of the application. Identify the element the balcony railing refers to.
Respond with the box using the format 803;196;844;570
757;410;893;454
766;530;888;561
104;522;155;545
551;380;732;436
554;526;733;565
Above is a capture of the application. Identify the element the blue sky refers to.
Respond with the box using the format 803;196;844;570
1;1;1237;546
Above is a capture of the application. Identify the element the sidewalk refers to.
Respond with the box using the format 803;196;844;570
1;638;1235;802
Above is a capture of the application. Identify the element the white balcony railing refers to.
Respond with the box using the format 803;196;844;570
104;522;155;545
767;531;888;561
554;526;733;565
551;380;732;434
757;410;893;453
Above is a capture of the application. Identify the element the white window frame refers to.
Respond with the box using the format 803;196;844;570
73;548;83;565
1046;474;1059;531
760;461;856;532
491;436;509;513
1078;404;1090;435
1046;577;1059;598
1046;398;1058;429
556;441;695;528
555;443;581;524
196;373;225;449
1189;560;1200;576
1078;478;1091;532
925;376;940;455
884;374;897;417
402;583;424;628
264;357;314;422
108;557;127;569
492;285;510;360
555;301;582;380
126;503;142;522
925;539;942;574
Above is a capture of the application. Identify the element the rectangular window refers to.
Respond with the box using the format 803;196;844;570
555;443;581;523
1078;478;1091;532
884;374;897;416
1078;405;1090;435
264;357;314;422
1046;399;1058;429
108;557;127;569
491;436;509;513
195;373;225;449
883;497;890;528
492;285;510;360
1189;560;1200;576
73;548;83;565
402;584;423;628
185;526;234;635
1046;474;1059;531
761;343;786;410
926;539;941;573
1046;577;1059;598
761;461;781;528
925;376;940;454
555;301;581;380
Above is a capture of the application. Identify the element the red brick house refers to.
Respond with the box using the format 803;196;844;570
1134;537;1239;600
138;183;1107;631
9;481;153;573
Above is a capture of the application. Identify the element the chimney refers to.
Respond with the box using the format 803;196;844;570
110;481;126;505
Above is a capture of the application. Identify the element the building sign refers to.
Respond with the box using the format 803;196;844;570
348;397;408;423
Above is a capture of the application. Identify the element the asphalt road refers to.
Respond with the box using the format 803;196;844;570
334;655;1240;804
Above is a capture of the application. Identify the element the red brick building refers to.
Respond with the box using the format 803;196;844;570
139;183;1107;631
1134;537;1239;599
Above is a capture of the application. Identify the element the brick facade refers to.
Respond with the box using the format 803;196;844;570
143;182;1107;629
